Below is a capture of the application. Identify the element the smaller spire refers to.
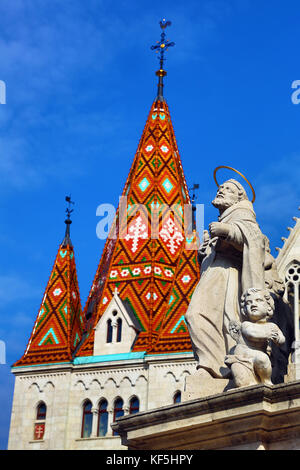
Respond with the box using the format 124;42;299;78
14;195;83;366
151;19;175;101
62;195;74;247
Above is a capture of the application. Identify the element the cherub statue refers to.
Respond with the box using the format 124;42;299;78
225;287;285;387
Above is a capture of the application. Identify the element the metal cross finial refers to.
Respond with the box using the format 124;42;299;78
189;184;199;204
151;18;175;70
62;195;74;247
189;184;199;232
65;195;74;222
151;19;175;101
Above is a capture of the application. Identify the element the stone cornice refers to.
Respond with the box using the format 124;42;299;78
112;381;300;449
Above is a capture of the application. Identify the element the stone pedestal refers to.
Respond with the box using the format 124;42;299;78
112;381;300;450
182;369;232;400
285;341;300;382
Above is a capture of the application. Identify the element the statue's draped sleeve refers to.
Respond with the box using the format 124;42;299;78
220;204;265;292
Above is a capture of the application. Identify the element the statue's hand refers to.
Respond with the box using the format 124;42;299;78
269;327;280;344
228;320;241;342
209;222;230;239
202;230;210;244
198;230;210;260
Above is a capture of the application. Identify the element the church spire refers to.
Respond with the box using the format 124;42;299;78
76;27;200;356
151;19;175;101
14;200;84;366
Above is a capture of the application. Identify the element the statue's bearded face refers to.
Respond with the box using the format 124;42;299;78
212;182;240;210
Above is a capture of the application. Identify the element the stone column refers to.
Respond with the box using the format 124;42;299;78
91;408;99;437
107;408;114;436
111;319;118;343
294;281;299;342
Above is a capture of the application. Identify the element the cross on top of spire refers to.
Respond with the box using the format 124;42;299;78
151;19;175;70
151;19;175;101
65;195;74;223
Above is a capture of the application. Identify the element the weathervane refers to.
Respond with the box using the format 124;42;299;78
151;19;175;69
151;19;175;101
189;184;199;205
62;195;74;247
65;195;74;223
189;184;199;232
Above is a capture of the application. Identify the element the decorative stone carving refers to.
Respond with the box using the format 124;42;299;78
225;288;285;387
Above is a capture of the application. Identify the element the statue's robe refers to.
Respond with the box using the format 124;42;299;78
185;200;265;378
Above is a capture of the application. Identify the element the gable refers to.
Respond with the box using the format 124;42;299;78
93;292;139;356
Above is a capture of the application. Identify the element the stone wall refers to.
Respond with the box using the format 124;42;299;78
8;354;196;450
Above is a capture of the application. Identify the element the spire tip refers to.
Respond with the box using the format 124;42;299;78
151;19;175;101
62;195;74;247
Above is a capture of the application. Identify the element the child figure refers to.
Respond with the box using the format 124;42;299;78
225;287;285;387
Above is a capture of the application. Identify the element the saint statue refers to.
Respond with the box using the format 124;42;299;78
185;178;267;379
184;168;294;395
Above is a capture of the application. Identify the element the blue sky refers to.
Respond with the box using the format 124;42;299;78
0;0;299;449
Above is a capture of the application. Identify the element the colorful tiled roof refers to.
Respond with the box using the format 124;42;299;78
77;98;200;356
14;230;84;366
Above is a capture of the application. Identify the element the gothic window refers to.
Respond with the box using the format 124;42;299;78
98;399;108;437
129;396;139;414
117;318;122;342
106;319;113;343
113;398;124;436
285;263;300;334
34;402;46;440
81;400;93;438
173;391;181;404
37;402;47;420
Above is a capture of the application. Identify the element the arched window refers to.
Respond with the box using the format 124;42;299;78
129;396;139;414
113;398;124;436
98;399;108;437
37;402;47;420
81;400;93;438
117;318;122;343
34;402;47;440
106;319;113;343
285;262;300;340
173;391;181;404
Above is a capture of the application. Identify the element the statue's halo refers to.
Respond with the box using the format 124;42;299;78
213;166;256;203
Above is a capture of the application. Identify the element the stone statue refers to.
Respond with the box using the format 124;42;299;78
185;179;266;379
225;288;285;387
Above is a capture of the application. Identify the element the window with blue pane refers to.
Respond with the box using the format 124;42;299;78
129;397;139;414
117;318;122;342
98;399;108;437
173;391;181;404
81;400;93;438
106;319;113;343
113;398;124;436
37;402;47;420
